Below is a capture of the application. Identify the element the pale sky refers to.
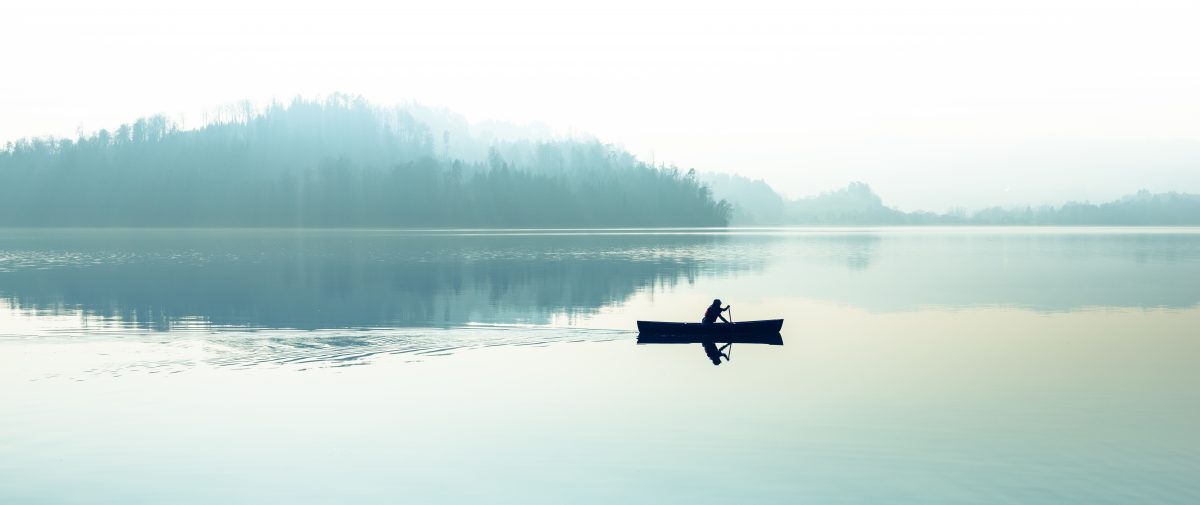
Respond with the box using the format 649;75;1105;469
3;0;1199;210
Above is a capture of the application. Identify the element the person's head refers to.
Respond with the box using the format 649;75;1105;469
711;299;722;307
710;356;722;365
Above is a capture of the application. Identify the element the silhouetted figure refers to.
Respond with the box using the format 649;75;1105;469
702;341;732;365
702;299;731;324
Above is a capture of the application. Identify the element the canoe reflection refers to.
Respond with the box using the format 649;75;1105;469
636;332;784;366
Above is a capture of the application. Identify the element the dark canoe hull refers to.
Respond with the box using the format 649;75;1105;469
637;332;783;345
636;319;783;340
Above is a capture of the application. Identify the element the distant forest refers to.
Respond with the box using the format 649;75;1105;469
0;96;730;227
3;95;1197;228
704;176;1200;226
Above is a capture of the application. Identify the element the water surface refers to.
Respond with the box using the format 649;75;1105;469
2;228;1198;503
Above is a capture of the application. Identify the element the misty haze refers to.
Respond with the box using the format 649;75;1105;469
3;2;1199;504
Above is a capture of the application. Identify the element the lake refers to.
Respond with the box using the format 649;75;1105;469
2;228;1198;504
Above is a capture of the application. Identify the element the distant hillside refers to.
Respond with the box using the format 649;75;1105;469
784;182;908;224
0;95;730;227
965;190;1200;225
707;178;1200;225
698;172;786;225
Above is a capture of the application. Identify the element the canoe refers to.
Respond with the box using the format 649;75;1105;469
637;332;783;345
636;319;783;337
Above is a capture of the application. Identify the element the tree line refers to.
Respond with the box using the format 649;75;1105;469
0;95;731;227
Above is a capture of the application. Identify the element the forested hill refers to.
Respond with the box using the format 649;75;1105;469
0;96;730;227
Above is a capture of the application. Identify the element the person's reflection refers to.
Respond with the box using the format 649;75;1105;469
702;341;731;365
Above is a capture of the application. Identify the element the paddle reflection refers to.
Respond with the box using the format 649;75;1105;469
702;342;732;365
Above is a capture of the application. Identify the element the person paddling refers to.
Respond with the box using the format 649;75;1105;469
702;299;731;324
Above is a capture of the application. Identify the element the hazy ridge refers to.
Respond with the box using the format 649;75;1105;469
703;174;1200;226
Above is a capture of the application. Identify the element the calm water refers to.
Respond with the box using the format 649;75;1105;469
1;228;1198;504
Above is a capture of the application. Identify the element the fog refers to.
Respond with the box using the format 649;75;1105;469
4;0;1199;210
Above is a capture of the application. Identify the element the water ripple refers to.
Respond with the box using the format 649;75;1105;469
13;325;632;379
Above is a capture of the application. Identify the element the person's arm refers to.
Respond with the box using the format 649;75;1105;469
722;305;731;312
